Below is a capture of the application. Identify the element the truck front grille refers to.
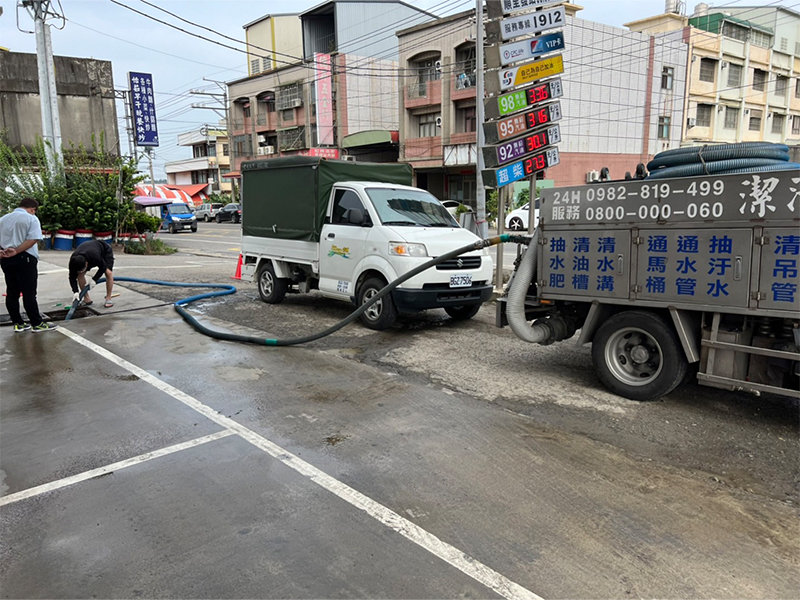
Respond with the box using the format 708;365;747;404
435;256;482;270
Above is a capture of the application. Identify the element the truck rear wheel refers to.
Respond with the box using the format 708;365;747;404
257;262;287;304
358;277;397;330
444;304;481;320
592;310;687;401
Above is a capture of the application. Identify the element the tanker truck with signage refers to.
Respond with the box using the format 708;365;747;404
238;156;494;330
497;169;800;401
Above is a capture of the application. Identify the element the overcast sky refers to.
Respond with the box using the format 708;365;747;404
0;0;785;176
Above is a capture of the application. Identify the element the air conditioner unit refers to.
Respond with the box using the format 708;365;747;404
435;116;443;127
264;145;275;155
291;98;302;108
687;117;697;128
257;147;267;156
586;170;600;183
257;134;267;143
342;155;357;162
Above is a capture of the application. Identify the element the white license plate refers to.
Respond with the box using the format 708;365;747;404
449;274;472;288
183;224;192;229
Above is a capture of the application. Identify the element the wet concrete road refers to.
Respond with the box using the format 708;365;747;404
1;250;799;598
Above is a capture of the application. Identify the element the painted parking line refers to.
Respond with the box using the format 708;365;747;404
0;430;235;507
55;327;542;600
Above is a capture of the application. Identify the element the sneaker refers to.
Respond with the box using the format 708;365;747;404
13;323;31;333
31;322;58;332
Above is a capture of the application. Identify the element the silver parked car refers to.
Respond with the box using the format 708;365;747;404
195;202;224;222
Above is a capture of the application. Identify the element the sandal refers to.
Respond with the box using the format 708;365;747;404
103;300;114;308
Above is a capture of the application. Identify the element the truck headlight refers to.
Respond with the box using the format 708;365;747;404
389;242;427;257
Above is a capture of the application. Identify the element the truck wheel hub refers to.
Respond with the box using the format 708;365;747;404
630;345;650;364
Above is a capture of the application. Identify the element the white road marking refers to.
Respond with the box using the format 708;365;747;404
0;430;234;507
55;327;542;600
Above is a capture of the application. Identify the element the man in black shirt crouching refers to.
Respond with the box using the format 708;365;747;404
68;239;115;308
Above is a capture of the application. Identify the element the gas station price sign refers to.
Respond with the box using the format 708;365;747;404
484;101;562;144
484;125;561;167
482;147;560;188
492;78;563;118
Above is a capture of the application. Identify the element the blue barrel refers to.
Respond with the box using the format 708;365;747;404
74;230;93;247
53;230;75;251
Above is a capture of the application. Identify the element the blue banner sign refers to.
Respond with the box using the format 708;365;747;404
128;72;159;147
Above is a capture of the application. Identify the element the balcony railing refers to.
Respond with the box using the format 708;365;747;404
278;126;306;152
256;114;267;126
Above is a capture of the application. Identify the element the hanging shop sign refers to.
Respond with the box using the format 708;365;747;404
486;31;565;69
128;72;159;147
491;54;564;93
485;5;566;44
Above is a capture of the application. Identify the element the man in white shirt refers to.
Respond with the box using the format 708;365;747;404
0;197;57;332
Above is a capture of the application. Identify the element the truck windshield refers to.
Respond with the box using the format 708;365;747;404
366;188;457;227
170;204;192;214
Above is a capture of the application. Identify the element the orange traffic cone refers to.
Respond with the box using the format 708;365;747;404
231;254;243;280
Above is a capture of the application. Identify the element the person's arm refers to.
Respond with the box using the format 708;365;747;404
3;240;38;257
68;267;79;293
92;258;107;283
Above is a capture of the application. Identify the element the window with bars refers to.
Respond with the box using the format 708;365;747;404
222;144;229;157
724;107;739;129
796;79;800;98
749;109;762;131
771;113;785;134
455;45;476;90
750;30;771;48
699;58;716;82
792;115;800;136
775;76;788;97
250;56;271;75
661;66;674;90
727;63;743;88
721;22;748;42
752;69;766;91
657;116;671;139
696;104;713;127
276;83;303;110
780;37;788;52
418;112;440;138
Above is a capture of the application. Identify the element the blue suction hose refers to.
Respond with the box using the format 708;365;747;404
64;234;529;347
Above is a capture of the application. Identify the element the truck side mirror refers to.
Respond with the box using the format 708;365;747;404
348;207;366;225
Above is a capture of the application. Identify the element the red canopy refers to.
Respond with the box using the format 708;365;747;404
135;185;193;204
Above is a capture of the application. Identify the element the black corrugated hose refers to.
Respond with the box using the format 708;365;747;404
646;142;800;179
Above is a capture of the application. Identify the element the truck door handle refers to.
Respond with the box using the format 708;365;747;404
734;256;742;281
327;233;335;239
617;253;624;275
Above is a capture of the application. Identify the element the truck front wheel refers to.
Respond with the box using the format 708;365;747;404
257;262;287;304
444;304;481;320
358;277;397;330
592;310;687;402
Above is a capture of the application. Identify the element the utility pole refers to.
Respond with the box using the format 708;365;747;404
25;0;63;177
475;0;488;239
194;79;231;196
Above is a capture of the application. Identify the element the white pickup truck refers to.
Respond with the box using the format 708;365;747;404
239;157;493;329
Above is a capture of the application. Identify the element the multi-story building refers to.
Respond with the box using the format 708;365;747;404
244;13;303;77
164;125;232;197
397;4;689;201
226;0;434;174
626;3;800;147
0;51;119;155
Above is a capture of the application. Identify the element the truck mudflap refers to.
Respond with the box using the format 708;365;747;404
392;283;493;313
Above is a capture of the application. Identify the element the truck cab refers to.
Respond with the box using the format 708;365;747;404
161;202;197;234
239;157;493;330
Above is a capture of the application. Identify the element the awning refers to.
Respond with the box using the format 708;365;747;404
133;196;173;207
135;185;193;204
341;130;398;149
166;183;209;202
221;171;241;179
